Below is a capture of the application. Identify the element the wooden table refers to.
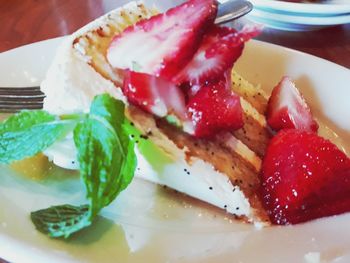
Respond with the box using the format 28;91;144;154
0;0;349;262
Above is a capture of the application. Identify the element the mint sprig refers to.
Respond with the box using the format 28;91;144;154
0;94;137;238
35;95;136;237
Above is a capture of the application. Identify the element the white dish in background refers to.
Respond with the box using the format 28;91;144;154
248;8;350;31
1;36;350;263
249;0;350;15
248;0;350;31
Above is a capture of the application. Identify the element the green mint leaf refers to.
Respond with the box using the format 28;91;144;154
30;204;90;238
74;94;137;219
0;110;75;164
90;95;137;194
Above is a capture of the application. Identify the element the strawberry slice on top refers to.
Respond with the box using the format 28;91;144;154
261;129;350;225
123;70;187;120
187;71;243;138
267;76;319;132
173;25;261;86
107;0;218;80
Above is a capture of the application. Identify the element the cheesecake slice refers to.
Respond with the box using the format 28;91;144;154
41;1;270;225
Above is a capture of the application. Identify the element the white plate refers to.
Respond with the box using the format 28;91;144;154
248;8;350;31
1;37;350;263
249;0;350;15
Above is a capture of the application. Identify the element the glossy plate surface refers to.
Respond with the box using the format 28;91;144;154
1;34;350;263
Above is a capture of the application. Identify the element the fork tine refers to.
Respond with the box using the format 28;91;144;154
0;86;41;91
0;103;43;107
0;86;42;93
0;100;43;107
0;95;45;101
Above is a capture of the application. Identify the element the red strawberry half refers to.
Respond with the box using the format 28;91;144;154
123;70;187;119
261;129;350;225
107;0;218;80
173;24;261;86
187;72;243;138
267;76;319;132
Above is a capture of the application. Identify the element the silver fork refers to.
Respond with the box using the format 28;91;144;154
0;86;45;113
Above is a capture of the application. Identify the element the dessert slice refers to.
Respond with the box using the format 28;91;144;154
41;1;270;224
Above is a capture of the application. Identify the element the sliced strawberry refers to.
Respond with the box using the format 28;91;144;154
267;76;319;132
123;70;187;119
187;72;243;138
107;0;218;80
261;129;350;225
173;24;261;85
